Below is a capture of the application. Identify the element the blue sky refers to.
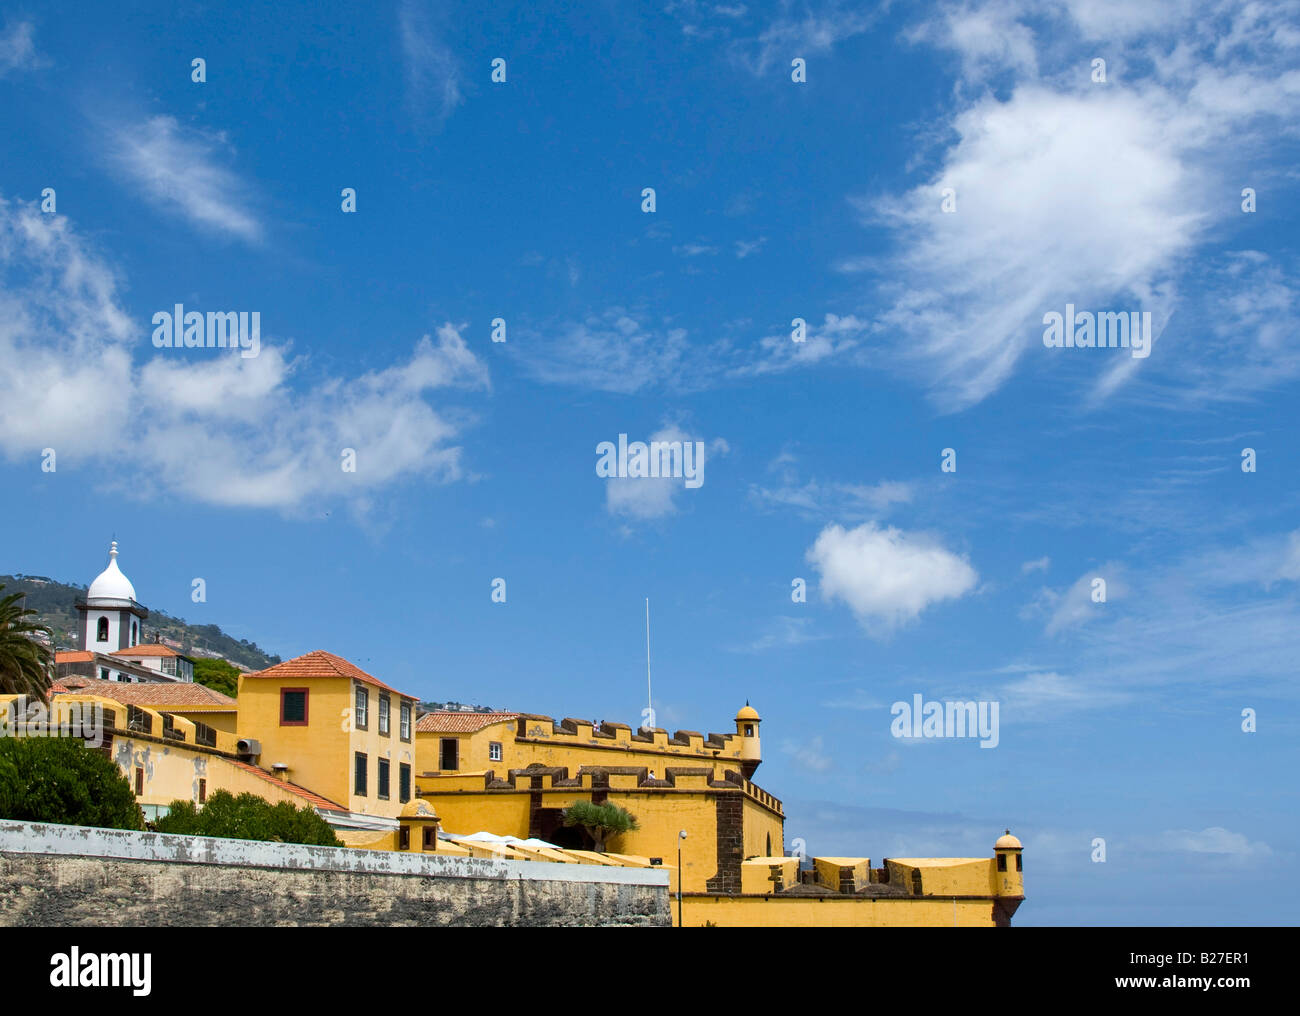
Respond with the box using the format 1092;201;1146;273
2;1;1298;925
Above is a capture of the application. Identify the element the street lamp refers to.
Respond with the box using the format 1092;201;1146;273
677;830;687;927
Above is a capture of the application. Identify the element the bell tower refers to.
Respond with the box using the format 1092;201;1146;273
76;541;148;652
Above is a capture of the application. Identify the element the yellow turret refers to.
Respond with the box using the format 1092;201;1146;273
993;829;1024;915
736;703;761;779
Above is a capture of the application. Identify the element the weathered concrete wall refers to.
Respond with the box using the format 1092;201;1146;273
0;820;669;927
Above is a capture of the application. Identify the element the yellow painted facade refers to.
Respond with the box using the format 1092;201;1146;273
235;654;419;820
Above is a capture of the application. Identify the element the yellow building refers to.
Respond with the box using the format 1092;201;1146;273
236;651;420;822
3;690;349;823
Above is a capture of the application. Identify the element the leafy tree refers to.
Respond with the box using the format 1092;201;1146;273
191;658;240;699
0;585;53;698
155;789;341;846
561;800;639;853
0;736;144;830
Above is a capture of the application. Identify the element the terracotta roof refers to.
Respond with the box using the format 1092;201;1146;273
50;677;236;709
110;644;189;660
417;711;519;733
229;761;347;813
54;651;95;664
245;650;413;699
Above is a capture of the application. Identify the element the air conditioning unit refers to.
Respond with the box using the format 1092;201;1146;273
236;738;262;758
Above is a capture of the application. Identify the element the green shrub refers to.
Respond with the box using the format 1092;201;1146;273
154;789;342;846
0;736;143;830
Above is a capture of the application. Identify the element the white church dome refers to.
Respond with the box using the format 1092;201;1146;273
87;541;137;603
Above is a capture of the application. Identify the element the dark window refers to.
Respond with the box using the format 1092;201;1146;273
134;767;144;795
745;724;754;736
399;763;411;803
126;705;152;734
439;738;459;771
195;722;217;748
998;854;1007;871
96;617;108;642
399;826;410;850
378;758;390;800
198;779;207;804
1016;854;1023;872
379;695;390;736
911;869;923;895
423;827;436;850
280;688;308;725
354;752;367;796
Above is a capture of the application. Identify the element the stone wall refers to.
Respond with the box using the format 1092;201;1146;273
0;820;669;927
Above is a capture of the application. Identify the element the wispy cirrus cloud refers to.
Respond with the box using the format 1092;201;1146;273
602;422;728;521
0;19;43;76
102;115;264;243
854;0;1300;412
749;452;914;521
399;0;463;131
729;615;829;653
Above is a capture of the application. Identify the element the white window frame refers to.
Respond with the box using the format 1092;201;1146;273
355;686;369;729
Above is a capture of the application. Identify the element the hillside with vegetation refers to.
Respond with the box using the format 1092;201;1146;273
0;573;280;672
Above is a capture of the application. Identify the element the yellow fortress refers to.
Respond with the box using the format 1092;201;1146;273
16;543;1025;928
12;645;1025;927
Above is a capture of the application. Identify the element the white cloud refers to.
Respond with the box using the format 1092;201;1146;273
0;20;42;76
0;198;487;511
751;475;914;520
604;424;726;520
781;735;833;772
1028;565;1125;636
516;310;718;394
672;243;718;257
806;522;978;634
997;670;1128;720
104;116;263;243
729;3;880;76
735;313;869;377
864;0;1300;410
1156;827;1272;858
1020;556;1050;574
399;0;463;129
731;615;829;653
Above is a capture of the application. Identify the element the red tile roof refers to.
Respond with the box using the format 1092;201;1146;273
54;651;95;664
245;650;413;699
417;711;519;733
110;644;189;659
51;677;237;710
229;761;348;813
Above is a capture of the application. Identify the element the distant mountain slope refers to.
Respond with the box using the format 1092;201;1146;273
1;573;280;672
